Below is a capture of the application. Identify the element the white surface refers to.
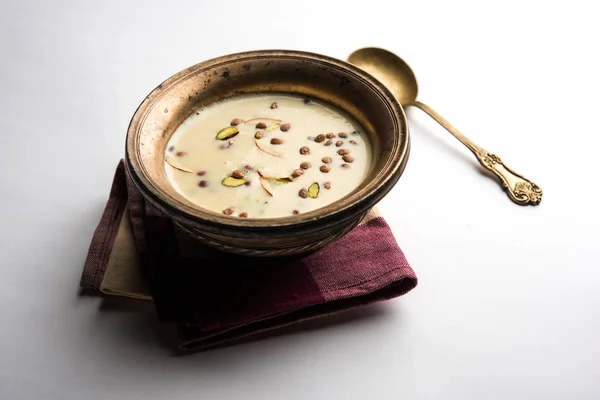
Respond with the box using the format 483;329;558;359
1;0;599;399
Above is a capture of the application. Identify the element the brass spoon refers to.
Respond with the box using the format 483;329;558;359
348;47;542;206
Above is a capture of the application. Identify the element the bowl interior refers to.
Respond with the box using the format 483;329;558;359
126;50;408;229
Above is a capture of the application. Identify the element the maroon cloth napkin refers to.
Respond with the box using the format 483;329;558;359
80;160;417;352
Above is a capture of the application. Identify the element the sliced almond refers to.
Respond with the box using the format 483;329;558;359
244;117;282;125
255;140;283;157
257;170;293;182
165;155;195;173
259;176;274;196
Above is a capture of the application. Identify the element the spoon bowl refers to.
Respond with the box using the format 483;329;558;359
348;47;419;106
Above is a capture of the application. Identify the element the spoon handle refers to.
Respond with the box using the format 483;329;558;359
412;101;542;206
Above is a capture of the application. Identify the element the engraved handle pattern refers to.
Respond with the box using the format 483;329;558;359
474;150;542;205
412;101;543;206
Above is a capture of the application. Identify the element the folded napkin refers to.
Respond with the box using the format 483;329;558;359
80;160;417;352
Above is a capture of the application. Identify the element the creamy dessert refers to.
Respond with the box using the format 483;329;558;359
164;94;371;218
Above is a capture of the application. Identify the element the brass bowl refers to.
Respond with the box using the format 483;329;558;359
125;50;409;257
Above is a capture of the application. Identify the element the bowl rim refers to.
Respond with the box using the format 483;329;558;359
126;49;409;230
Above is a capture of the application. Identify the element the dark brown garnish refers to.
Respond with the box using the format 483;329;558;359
270;138;283;145
300;162;312;170
322;157;332;163
326;133;335;139
335;141;343;147
342;155;354;163
196;171;206;176
254;131;263;139
293;209;300;215
176;151;186;157
256;122;267;129
299;146;310;155
168;146;175;152
324;182;331;189
324;139;333;146
280;123;290;131
314;134;326;143
198;180;209;187
232;170;245;179
223;207;235;215
230;118;244;126
270;102;278;109
337;148;350;155
319;165;330;173
292;169;304;178
350;140;358;145
298;188;308;198
239;212;248;218
341;163;350;168
338;132;349;138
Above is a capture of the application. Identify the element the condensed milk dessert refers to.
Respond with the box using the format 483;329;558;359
164;94;371;218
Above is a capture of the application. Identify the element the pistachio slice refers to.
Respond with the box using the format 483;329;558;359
216;126;239;140
222;176;247;187
244;117;282;125
255;140;283;157
265;124;281;131
274;179;291;185
257;170;293;182
308;182;320;198
165;155;195;173
259;176;274;196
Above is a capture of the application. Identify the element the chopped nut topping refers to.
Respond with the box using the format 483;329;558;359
232;170;245;179
299;146;310;155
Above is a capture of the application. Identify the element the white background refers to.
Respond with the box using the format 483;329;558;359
1;0;599;399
